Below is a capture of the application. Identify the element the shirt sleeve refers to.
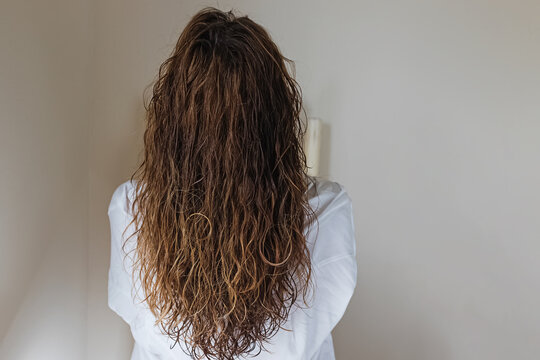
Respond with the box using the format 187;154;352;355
299;254;357;359
107;182;139;326
292;186;357;359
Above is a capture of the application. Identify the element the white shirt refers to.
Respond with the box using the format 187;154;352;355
108;176;357;360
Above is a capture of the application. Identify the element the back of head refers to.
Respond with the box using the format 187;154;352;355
127;7;317;359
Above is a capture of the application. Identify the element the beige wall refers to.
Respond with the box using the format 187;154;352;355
88;1;540;359
2;0;540;359
0;0;92;359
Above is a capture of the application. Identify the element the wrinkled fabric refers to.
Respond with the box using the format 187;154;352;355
108;176;357;360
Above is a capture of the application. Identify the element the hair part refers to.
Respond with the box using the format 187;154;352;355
125;7;318;359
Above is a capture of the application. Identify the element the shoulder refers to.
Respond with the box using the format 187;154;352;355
107;179;138;216
305;176;356;267
107;180;139;255
306;176;352;224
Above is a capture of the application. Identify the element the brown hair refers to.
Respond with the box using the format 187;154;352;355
126;7;318;359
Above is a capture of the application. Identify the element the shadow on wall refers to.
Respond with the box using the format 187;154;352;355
87;94;147;358
318;121;331;179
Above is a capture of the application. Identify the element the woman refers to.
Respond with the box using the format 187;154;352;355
107;7;357;360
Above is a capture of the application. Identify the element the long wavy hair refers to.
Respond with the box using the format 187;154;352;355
125;7;318;360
